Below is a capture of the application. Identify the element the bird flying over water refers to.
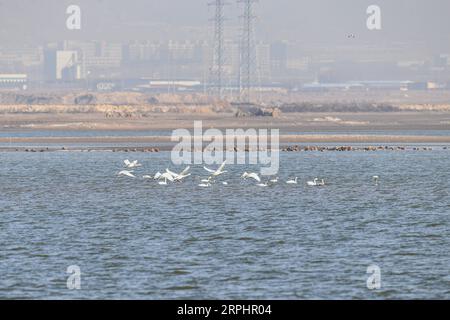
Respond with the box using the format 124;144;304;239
241;172;261;182
153;172;162;180
118;170;136;178
165;166;191;182
124;159;142;168
157;172;175;185
204;161;227;177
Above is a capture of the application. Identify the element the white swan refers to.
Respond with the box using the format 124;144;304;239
166;166;191;181
153;172;162;180
286;177;298;184
124;159;141;168
198;182;212;188
307;178;325;186
142;175;153;179
157;172;174;185
241;172;261;182
204;161;227;177
256;182;269;187
201;178;212;183
373;175;379;185
118;170;136;178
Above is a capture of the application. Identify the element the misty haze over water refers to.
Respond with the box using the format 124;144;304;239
1;1;450;93
0;0;449;47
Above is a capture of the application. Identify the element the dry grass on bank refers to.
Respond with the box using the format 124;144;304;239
1;91;450;115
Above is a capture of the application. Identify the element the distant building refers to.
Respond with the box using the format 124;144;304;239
433;54;449;68
0;74;28;89
83;41;122;73
270;41;288;74
0;46;43;68
256;42;271;82
286;58;310;72
303;80;414;91
124;41;165;62
121;40;211;81
225;41;271;86
123;40;210;79
60;41;123;79
131;79;202;93
44;50;80;82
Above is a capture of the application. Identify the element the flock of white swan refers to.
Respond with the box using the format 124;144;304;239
118;159;380;188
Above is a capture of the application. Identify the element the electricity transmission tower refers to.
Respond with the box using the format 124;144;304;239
238;0;258;104
209;0;227;99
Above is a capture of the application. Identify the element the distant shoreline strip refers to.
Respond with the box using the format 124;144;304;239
1;134;450;144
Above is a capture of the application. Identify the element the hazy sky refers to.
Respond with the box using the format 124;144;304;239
1;0;449;50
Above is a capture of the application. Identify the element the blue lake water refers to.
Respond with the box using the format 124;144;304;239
0;150;449;299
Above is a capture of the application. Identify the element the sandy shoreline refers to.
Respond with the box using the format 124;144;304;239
1;111;450;131
1;134;450;145
1;111;449;150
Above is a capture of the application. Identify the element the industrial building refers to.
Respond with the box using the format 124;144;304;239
0;74;28;90
44;50;81;82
